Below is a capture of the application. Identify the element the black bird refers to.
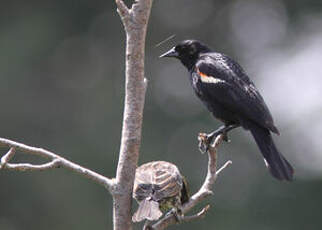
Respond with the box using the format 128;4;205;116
160;40;294;181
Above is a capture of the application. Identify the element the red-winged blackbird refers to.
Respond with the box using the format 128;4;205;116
160;40;294;181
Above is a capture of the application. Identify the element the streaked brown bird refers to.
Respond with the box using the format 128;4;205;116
132;161;189;222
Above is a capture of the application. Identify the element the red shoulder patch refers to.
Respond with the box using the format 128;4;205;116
197;68;208;78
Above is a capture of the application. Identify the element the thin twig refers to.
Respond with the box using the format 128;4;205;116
0;147;15;169
217;160;232;175
115;0;129;13
150;134;232;230
115;0;131;22
145;205;210;230
180;204;210;222
0;137;115;193
4;159;61;171
154;34;176;48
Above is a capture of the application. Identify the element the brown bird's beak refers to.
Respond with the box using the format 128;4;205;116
159;47;178;58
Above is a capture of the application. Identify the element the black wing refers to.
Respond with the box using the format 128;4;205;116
195;53;279;134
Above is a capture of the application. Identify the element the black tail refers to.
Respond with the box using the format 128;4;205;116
249;123;294;181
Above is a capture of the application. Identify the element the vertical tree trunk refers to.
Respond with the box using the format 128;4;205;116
114;1;152;229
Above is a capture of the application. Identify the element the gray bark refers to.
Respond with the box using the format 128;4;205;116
114;0;152;229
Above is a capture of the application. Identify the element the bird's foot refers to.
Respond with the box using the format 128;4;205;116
165;208;183;223
172;208;183;223
198;131;230;154
198;133;210;154
221;132;230;142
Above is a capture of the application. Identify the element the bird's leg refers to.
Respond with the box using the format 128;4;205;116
199;124;239;153
198;125;225;153
208;124;239;142
166;207;183;223
143;220;152;230
208;125;228;142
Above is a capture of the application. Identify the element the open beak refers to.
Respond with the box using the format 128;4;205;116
159;47;178;58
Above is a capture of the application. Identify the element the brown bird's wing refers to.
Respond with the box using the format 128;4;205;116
132;161;185;222
132;199;163;222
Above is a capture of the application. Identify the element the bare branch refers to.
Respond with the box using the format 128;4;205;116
4;159;61;171
0;147;15;169
198;134;223;193
2;0;152;229
217;160;232;175
131;0;152;25
180;204;210;222
146;205;210;230
113;0;153;229
0;137;115;193
115;0;131;24
2;0;151;229
151;134;232;230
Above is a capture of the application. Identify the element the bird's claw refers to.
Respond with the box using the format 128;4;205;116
198;131;230;153
198;133;210;154
222;132;230;142
198;141;209;154
166;208;183;223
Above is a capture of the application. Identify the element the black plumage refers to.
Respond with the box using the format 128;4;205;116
160;40;294;181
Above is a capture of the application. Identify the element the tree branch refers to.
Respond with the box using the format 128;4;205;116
0;147;15;169
4;159;61;171
115;0;131;23
179;204;210;223
114;0;152;230
0;138;115;192
150;134;232;230
1;1;152;229
217;160;233;175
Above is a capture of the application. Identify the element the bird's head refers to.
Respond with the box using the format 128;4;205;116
160;40;211;70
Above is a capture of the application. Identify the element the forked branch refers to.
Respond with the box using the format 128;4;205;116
0;138;115;193
2;0;152;230
150;134;232;230
114;0;152;229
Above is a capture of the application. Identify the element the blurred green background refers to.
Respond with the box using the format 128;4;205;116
1;0;322;229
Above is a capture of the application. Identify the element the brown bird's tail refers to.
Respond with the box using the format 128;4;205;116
249;123;294;181
132;199;163;222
